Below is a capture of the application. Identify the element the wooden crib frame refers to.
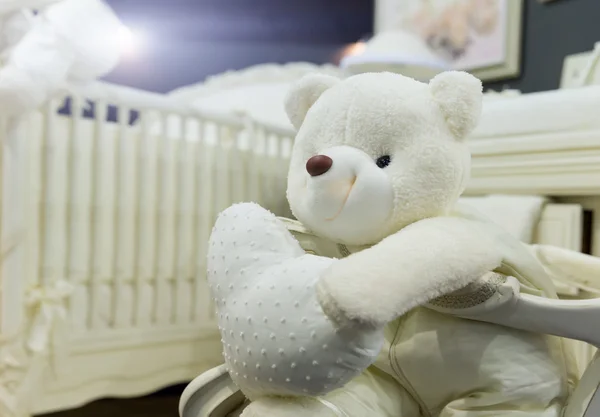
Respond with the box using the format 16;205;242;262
0;82;293;417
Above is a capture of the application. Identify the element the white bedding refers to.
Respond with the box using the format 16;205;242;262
472;85;600;139
167;63;345;132
184;82;296;130
171;74;600;142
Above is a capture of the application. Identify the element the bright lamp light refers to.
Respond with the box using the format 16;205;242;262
117;25;143;58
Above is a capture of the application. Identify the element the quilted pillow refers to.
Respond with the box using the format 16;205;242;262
207;202;384;399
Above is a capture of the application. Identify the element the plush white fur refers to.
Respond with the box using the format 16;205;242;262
284;73;340;130
283;71;496;326
218;70;508;416
234;71;568;417
429;70;483;139
285;71;481;247
316;215;503;327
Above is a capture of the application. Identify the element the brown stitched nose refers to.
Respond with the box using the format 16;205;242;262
306;155;333;177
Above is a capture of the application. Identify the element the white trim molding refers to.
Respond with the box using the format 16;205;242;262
466;129;600;196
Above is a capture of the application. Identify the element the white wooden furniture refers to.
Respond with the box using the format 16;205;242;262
166;62;346;132
0;82;294;417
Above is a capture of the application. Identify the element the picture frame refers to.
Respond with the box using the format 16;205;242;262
467;0;524;81
374;0;524;82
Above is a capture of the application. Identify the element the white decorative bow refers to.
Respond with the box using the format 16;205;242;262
0;350;21;416
0;280;72;417
25;280;73;368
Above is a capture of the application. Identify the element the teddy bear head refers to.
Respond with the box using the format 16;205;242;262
284;71;482;246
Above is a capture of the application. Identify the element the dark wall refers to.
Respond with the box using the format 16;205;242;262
102;0;373;93
103;0;600;94
485;0;600;93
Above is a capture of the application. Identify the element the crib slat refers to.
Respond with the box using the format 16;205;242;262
25;112;44;292
256;127;268;208
111;105;125;328
112;106;136;329
229;129;242;203
190;119;205;322
170;115;183;324
0;117;26;336
245;120;259;205
89;101;111;331
194;120;215;323
173;117;193;324
269;133;281;212
68;96;92;332
43;98;70;289
218;126;233;213
134;111;159;327
237;122;250;203
247;123;261;205
131;113;145;327
153;112;176;326
65;98;76;282
37;101;52;290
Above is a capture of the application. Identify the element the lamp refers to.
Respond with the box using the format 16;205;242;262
340;29;449;81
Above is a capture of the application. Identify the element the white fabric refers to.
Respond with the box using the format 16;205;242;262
315;398;349;417
241;216;571;417
190;82;295;130
0;0;62;15
0;0;122;115
169;63;345;132
459;194;547;243
472;85;600;139
208;203;384;400
0;10;33;56
45;0;121;81
177;73;600;141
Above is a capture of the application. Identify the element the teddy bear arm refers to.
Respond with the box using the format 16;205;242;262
317;216;504;327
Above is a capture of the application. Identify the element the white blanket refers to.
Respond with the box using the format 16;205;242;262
0;0;123;115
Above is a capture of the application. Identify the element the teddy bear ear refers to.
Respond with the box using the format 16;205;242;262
284;74;341;130
429;71;483;140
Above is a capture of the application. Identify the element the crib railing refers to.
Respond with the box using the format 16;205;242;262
0;82;295;411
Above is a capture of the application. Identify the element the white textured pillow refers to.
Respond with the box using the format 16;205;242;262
207;203;384;399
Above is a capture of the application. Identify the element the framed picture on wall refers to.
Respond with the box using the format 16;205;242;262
388;0;524;81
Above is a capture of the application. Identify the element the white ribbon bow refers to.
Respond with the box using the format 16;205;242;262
25;280;73;361
0;281;72;417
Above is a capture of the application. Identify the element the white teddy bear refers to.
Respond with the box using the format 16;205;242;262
208;71;574;416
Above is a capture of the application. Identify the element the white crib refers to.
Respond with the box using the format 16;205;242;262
0;82;295;417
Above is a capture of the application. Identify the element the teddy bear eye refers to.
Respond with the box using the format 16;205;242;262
375;155;391;168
